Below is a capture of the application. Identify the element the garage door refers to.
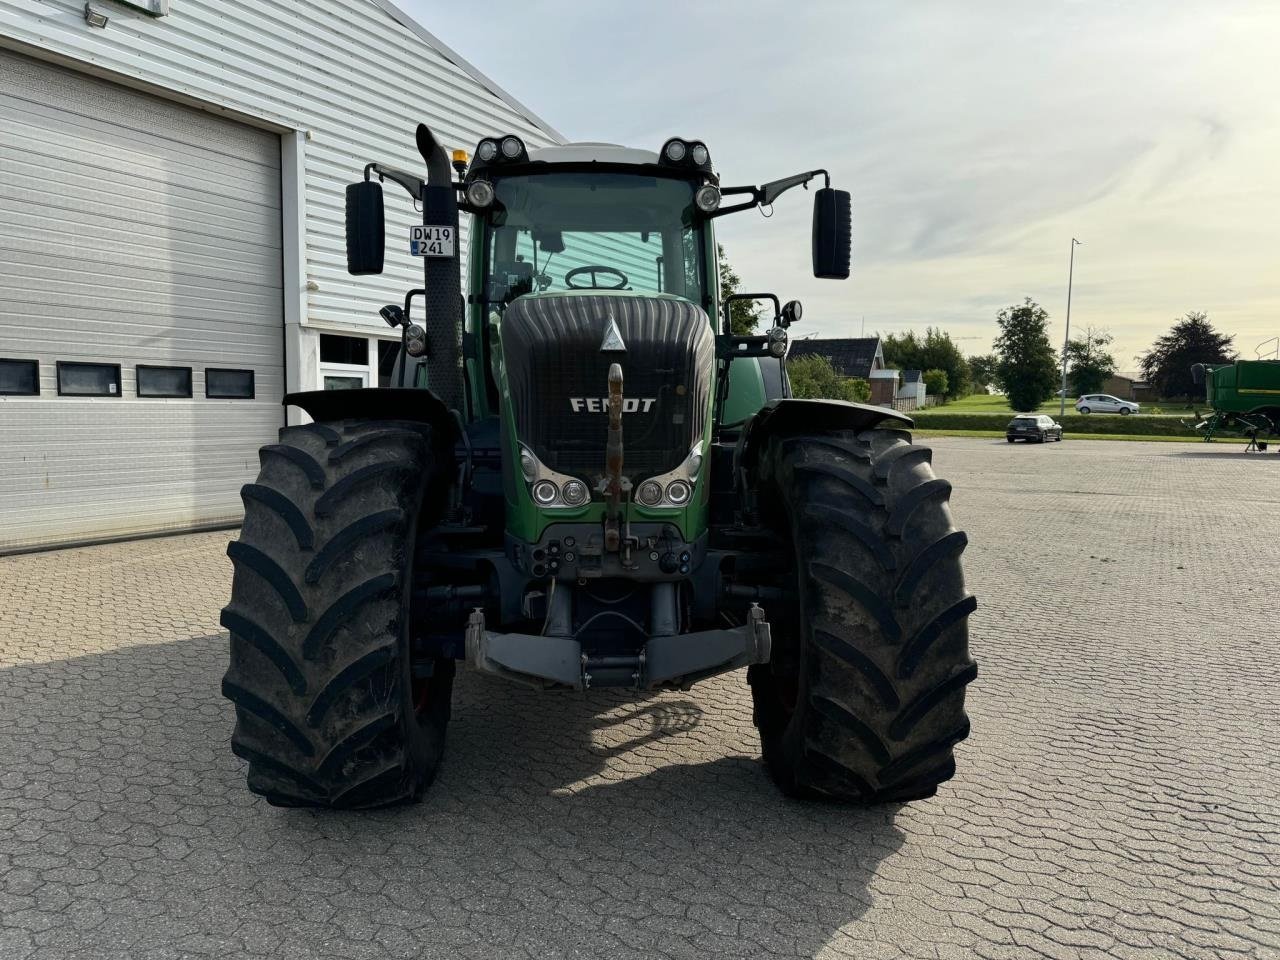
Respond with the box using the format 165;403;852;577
0;49;283;553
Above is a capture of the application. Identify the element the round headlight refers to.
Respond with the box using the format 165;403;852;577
466;180;495;208
561;479;588;506
500;136;523;159
637;480;663;506
664;140;687;162
690;143;709;166
404;324;428;357
694;185;721;213
519;447;537;482
666;480;691;505
477;139;498;162
532;480;558;505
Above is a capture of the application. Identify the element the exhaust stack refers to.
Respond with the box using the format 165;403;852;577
415;124;465;416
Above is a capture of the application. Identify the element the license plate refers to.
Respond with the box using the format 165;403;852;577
410;225;454;258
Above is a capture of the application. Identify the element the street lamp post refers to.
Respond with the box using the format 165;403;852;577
1059;238;1082;417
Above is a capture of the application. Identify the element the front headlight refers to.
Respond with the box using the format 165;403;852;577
683;448;703;478
637;480;663;506
665;480;691;505
519;446;538;482
466;179;495;208
561;480;588;506
500;135;524;159
519;446;590;509
695;185;721;213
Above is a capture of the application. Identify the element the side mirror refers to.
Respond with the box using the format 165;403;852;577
812;188;852;279
1190;363;1206;385
345;181;385;275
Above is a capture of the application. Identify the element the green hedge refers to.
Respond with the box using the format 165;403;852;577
909;412;1195;437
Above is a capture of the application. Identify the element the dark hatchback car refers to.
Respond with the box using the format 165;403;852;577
1006;414;1063;443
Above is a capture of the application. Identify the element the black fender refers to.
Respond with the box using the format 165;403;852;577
285;389;461;446
736;398;912;476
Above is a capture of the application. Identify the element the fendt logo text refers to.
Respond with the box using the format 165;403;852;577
569;398;657;413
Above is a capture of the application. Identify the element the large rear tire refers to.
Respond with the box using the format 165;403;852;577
749;427;977;803
221;419;455;808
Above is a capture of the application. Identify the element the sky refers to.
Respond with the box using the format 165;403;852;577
407;0;1280;372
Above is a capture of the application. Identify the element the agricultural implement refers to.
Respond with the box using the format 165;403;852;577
220;126;977;808
1189;359;1280;449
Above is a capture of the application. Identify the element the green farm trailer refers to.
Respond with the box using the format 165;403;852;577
1190;359;1280;446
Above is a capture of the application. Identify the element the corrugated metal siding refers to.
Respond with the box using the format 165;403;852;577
0;47;284;551
0;0;562;550
0;0;562;337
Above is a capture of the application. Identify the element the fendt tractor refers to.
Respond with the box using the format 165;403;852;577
221;125;977;809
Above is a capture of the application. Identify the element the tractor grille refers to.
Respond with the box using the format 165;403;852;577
501;294;714;483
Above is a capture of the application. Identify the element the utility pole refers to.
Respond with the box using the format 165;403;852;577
1059;238;1081;416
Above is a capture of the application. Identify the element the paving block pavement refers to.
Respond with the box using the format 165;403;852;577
0;437;1276;959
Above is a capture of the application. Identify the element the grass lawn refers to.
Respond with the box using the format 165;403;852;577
929;394;1194;417
912;428;1247;444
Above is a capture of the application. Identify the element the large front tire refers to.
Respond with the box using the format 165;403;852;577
221;419;455;808
749;428;977;803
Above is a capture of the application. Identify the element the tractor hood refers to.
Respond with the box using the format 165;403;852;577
500;293;715;488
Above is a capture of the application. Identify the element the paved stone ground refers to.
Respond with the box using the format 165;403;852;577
1;438;1277;960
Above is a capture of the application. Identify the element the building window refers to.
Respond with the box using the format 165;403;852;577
320;334;369;366
0;359;39;396
378;340;400;388
320;334;382;391
57;361;121;397
323;375;365;390
137;365;193;398
206;368;255;399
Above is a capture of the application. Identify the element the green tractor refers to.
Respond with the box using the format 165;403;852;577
221;126;977;809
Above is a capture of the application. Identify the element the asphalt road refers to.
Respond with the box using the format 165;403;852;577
1;438;1276;959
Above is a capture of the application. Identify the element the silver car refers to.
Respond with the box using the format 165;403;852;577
1075;393;1140;415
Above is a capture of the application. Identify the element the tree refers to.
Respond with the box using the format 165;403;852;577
718;243;761;335
1065;326;1117;395
968;353;1001;392
880;328;971;399
922;369;948;398
994;298;1059;412
787;355;871;402
1138;311;1236;400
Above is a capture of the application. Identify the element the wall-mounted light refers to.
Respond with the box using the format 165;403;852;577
84;2;109;28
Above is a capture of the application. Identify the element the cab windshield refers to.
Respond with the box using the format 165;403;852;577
482;172;707;308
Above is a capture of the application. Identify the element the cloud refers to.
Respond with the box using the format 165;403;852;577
406;0;1280;360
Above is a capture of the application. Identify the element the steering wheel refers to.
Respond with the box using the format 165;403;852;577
564;265;629;290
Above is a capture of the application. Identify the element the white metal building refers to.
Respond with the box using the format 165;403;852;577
0;0;561;553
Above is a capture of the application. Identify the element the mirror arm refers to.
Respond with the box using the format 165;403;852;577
705;197;758;220
761;169;830;205
709;170;832;218
365;163;425;201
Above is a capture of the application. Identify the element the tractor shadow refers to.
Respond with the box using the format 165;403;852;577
0;635;907;959
379;669;907;956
